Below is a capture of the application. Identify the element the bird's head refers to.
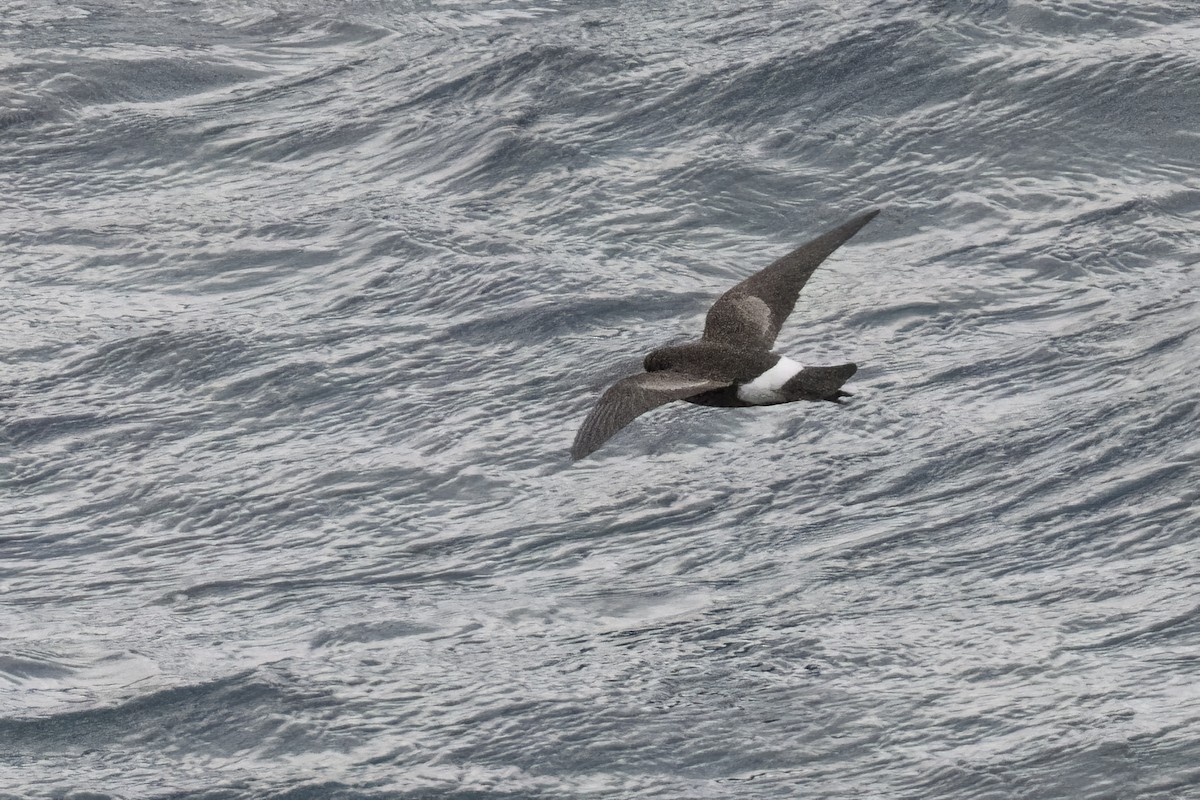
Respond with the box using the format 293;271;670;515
643;346;677;372
643;350;672;371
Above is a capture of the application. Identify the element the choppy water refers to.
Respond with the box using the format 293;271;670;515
3;1;1199;797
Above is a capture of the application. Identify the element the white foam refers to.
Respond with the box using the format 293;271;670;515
737;355;804;405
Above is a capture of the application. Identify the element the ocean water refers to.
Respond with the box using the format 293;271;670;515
2;1;1198;797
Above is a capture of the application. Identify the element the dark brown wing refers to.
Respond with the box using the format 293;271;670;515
571;371;728;460
703;208;879;350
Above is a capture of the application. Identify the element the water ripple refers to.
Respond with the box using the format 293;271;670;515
2;1;1197;798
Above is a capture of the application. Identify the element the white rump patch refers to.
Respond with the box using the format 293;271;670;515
737;356;804;405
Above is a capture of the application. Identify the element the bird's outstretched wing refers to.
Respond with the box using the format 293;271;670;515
571;370;728;460
702;208;879;350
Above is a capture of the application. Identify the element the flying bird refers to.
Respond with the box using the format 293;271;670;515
571;208;879;460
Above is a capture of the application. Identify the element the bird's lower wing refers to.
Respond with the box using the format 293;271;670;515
703;207;879;350
571;371;729;460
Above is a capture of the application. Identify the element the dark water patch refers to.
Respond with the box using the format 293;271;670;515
0;653;78;683
0;668;350;758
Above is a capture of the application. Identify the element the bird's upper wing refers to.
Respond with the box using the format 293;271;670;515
702;208;879;350
571;370;728;460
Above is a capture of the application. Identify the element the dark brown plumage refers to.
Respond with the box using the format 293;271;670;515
571;208;879;460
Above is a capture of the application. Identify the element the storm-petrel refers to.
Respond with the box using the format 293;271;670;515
571;208;879;460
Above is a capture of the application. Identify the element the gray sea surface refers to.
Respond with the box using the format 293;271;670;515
3;1;1199;798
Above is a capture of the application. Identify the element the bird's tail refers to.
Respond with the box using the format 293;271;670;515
782;363;857;403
